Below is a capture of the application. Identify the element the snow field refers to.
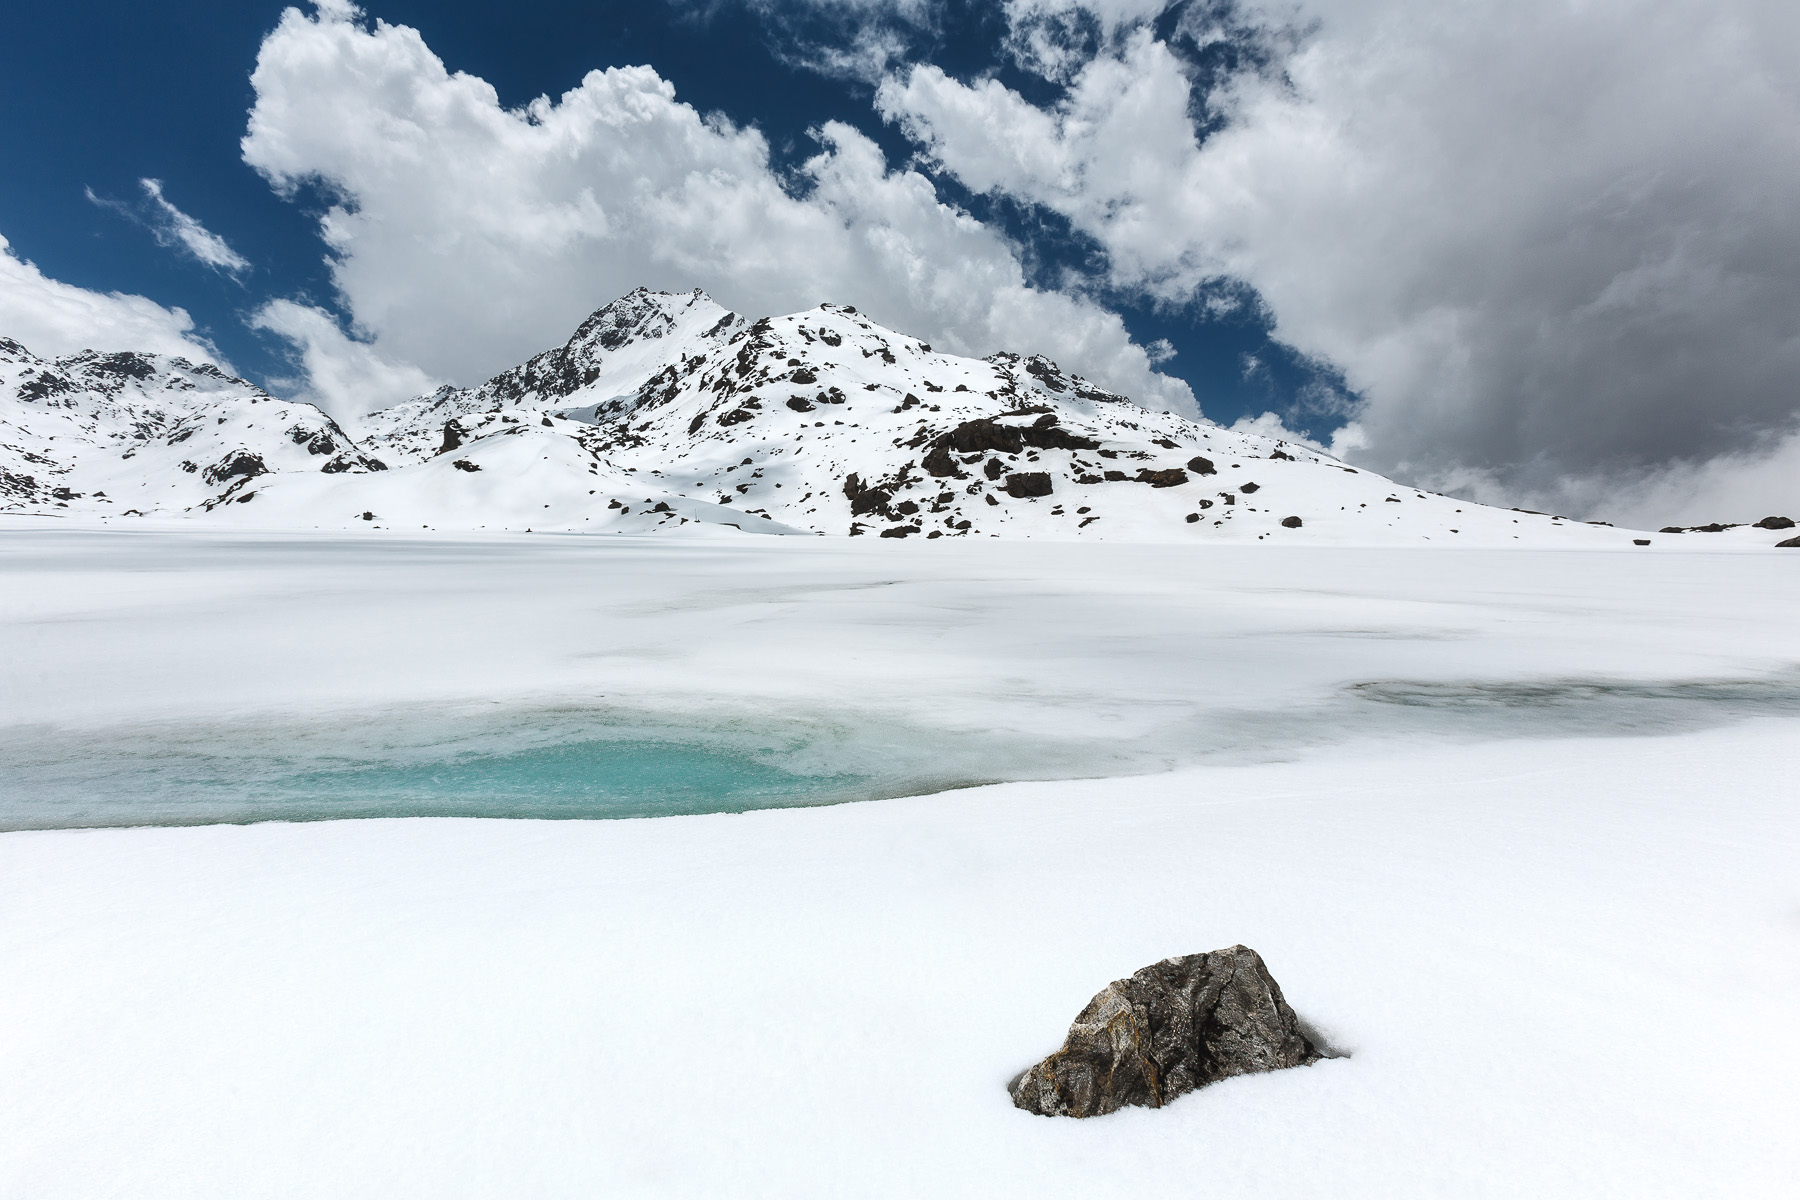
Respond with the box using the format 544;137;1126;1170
1;724;1796;1198
7;526;1798;738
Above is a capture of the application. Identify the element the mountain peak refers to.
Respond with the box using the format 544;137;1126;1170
565;287;726;352
0;290;1687;547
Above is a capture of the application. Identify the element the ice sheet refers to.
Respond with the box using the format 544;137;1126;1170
4;526;1799;828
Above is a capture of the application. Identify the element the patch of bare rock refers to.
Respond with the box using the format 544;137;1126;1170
1009;945;1321;1119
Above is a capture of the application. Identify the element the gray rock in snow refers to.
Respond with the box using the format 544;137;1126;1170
1009;945;1319;1118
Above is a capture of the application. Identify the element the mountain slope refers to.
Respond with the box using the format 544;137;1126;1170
0;291;1703;545
0;337;382;517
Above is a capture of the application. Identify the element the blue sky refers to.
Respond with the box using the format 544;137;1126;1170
0;0;1343;437
2;0;1795;524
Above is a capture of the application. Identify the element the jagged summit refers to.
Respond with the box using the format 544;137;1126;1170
349;288;744;463
0;292;1706;545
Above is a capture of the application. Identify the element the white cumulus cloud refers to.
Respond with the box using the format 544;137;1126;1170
877;0;1800;522
240;2;1195;417
0;232;229;365
250;299;443;416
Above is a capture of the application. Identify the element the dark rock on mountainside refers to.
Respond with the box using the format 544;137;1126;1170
1005;471;1054;498
1009;946;1319;1119
922;439;964;478
1754;515;1795;530
1135;467;1188;488
1777;535;1800;548
947;416;1025;455
202;450;268;487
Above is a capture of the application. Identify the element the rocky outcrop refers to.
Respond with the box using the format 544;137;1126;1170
1134;467;1189;488
202;450;268;487
1009;946;1319;1118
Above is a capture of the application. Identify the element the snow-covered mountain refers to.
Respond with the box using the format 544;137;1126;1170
0;337;381;517
0;289;1753;544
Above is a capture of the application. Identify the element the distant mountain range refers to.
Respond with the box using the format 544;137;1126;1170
3;288;1773;545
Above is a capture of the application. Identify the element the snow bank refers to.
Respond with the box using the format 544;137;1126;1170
2;724;1796;1197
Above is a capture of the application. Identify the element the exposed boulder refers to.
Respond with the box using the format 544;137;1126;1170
1754;516;1795;530
1009;946;1319;1119
1135;468;1188;488
1005;471;1054;498
1778;535;1800;548
844;472;893;516
944;414;1100;457
922;439;964;478
850;489;891;516
948;416;1024;455
1281;516;1303;528
1020;421;1100;452
1187;456;1216;476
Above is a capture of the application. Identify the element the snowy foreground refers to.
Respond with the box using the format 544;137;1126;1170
3;525;1798;1197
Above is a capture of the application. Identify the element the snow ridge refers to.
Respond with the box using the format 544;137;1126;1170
0;292;1685;543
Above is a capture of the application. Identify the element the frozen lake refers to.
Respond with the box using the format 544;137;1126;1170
4;525;1798;828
